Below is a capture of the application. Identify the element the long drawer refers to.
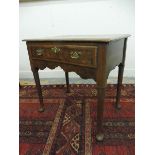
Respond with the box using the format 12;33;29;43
29;44;97;68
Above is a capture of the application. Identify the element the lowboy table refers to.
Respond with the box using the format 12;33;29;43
24;34;130;141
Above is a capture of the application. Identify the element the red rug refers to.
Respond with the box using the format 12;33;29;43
19;84;135;155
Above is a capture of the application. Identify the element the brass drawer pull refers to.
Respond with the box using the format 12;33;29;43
70;51;81;59
51;47;60;53
36;48;44;56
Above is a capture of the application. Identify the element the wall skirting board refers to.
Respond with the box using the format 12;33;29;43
19;68;135;84
19;68;135;79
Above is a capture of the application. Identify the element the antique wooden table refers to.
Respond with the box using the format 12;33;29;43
24;34;130;141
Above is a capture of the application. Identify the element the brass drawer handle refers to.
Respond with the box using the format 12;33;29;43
36;48;44;56
70;51;81;59
51;47;60;53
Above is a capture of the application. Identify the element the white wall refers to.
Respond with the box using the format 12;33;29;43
19;0;135;79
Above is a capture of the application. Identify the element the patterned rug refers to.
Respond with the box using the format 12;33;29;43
19;84;135;155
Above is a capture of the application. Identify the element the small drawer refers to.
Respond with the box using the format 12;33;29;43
30;45;97;68
31;46;61;61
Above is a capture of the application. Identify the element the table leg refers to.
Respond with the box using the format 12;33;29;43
65;72;70;93
32;68;45;112
19;82;21;89
96;86;106;141
116;63;124;109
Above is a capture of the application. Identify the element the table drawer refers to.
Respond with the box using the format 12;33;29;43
30;45;97;67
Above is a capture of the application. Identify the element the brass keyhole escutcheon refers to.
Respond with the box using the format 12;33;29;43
51;47;60;54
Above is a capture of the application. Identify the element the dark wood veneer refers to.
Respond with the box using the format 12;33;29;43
24;35;130;141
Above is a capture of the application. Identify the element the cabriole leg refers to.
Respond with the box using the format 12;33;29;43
65;72;70;93
32;68;44;112
116;63;124;109
96;86;106;141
